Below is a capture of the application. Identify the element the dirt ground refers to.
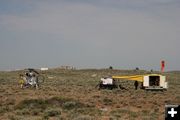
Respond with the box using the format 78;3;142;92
0;69;180;120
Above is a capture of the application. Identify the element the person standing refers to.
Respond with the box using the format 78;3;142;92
19;74;24;89
134;81;139;90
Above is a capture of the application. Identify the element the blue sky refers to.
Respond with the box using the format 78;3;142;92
0;0;180;71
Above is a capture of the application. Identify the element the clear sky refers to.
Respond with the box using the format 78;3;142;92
0;0;180;71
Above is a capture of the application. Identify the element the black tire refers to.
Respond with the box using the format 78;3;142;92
37;75;45;83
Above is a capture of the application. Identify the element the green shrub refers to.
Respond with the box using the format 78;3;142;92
46;97;73;107
103;98;113;105
141;110;149;116
129;111;138;118
75;108;102;116
43;114;49;120
15;99;47;110
62;101;84;110
32;108;43;115
0;106;10;114
16;109;30;115
44;108;61;117
73;115;94;120
110;109;129;118
8;115;19;120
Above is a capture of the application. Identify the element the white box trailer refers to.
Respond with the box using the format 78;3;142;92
143;74;168;90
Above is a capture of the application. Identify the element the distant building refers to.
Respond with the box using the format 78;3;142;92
60;66;76;70
40;68;49;71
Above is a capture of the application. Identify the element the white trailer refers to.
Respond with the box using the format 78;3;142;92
143;74;168;90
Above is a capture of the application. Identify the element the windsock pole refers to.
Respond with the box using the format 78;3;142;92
161;60;165;72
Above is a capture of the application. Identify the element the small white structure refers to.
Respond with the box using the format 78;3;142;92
143;74;168;90
40;68;49;71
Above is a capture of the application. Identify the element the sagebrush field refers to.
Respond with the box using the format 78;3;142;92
0;69;180;120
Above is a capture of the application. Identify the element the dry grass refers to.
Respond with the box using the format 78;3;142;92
0;69;180;120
